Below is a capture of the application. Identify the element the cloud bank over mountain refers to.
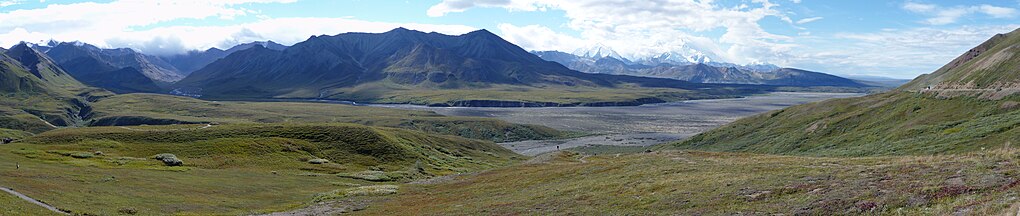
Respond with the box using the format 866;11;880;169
1;0;1018;78
0;0;475;55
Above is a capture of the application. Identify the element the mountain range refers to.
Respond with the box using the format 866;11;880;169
533;48;868;87
669;28;1020;156
172;28;730;101
25;40;288;94
7;28;884;106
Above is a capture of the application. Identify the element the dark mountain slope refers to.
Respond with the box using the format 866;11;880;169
0;44;101;133
1;43;83;94
46;42;183;85
667;28;1020;156
176;28;735;103
161;41;288;75
57;57;160;93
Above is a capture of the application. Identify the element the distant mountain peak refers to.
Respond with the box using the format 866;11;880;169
572;43;625;61
391;27;412;32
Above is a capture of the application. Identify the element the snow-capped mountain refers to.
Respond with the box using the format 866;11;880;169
636;43;718;65
533;43;862;87
25;39;61;52
572;43;626;61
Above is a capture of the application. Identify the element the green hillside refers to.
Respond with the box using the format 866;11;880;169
667;92;1020;156
665;28;1020;156
0;123;520;215
0;44;103;133
89;93;570;142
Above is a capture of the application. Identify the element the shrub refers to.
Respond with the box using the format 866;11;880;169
337;171;395;182
118;207;138;215
308;158;330;164
153;153;184;166
312;185;399;202
70;152;94;159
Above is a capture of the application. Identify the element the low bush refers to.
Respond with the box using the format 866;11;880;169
153;153;183;166
308;158;330;164
312;185;399;202
70;152;95;159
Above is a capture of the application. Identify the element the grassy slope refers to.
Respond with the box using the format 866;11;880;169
0;128;32;139
0;47;97;133
0;191;60;216
363;151;1020;215
0;123;521;215
666;92;1020;156
90;93;570;142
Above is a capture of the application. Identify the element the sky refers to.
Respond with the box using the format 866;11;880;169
0;0;1018;79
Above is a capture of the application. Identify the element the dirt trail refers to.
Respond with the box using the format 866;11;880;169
1;187;68;215
36;117;57;129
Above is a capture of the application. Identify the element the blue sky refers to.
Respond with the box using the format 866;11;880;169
0;0;1018;78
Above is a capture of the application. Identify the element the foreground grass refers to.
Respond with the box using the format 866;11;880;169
0;123;521;215
90;93;571;142
363;151;1020;215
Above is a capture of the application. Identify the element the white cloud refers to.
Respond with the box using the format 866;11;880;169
902;2;936;13
427;0;545;17
0;0;22;7
788;25;1020;78
429;0;796;64
978;5;1017;18
795;17;823;24
0;0;475;55
903;2;1018;25
496;23;585;52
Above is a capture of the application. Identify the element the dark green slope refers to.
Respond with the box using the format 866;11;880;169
2;43;83;93
46;42;181;92
0;44;98;133
56;56;161;93
668;28;1020;156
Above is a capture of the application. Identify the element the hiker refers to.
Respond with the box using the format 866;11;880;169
16;162;19;170
0;137;11;144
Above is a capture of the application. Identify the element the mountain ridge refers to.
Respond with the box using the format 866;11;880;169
534;50;867;87
173;28;742;104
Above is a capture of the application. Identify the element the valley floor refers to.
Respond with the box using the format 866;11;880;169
378;92;862;155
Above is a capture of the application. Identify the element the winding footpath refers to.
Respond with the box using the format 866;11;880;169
1;187;68;215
